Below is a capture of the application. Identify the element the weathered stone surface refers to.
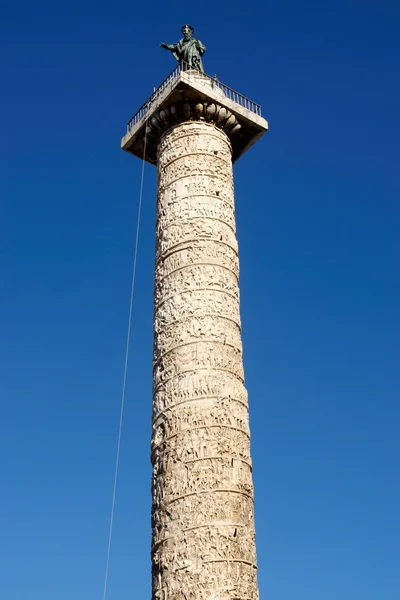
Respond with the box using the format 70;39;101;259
151;121;259;599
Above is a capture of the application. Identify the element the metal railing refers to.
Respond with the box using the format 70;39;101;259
126;63;262;132
208;73;262;117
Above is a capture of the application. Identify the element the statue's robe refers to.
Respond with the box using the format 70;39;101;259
169;37;206;72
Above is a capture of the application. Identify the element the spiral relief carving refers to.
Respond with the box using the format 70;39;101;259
152;121;259;599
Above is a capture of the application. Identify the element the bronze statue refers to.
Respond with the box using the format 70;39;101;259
161;25;206;73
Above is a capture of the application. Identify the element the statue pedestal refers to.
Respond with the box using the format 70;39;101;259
181;68;227;99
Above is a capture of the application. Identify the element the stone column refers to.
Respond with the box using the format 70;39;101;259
151;120;258;599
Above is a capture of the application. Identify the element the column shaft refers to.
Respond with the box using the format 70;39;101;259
151;121;258;599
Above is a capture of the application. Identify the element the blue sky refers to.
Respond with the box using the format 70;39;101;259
2;1;400;598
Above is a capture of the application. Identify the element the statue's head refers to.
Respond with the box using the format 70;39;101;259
181;24;194;40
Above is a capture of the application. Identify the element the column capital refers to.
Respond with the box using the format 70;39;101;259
121;67;268;165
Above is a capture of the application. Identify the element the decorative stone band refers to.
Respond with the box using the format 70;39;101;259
146;100;242;149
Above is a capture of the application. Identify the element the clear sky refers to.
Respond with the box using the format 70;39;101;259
2;1;400;599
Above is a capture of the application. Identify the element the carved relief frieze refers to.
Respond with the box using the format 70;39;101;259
156;196;237;233
155;241;239;281
152;370;248;415
154;264;239;305
158;174;234;207
153;341;244;388
154;289;240;327
153;314;243;358
156;218;238;258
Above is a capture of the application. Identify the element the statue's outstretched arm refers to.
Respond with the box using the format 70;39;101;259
160;42;177;52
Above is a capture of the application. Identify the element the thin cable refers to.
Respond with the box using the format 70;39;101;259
103;124;148;600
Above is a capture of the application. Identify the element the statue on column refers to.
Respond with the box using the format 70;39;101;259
160;25;206;73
